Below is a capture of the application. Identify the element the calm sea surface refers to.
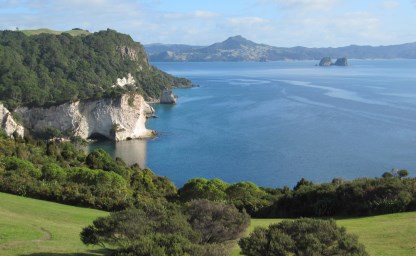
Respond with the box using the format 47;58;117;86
89;60;416;188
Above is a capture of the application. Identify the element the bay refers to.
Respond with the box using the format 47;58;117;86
89;60;416;188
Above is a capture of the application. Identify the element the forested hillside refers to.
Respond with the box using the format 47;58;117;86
0;29;191;110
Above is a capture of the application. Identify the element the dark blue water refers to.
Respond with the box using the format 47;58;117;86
90;60;416;188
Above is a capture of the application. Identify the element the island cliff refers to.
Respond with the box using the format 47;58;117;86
16;94;155;141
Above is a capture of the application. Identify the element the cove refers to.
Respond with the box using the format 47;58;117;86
90;60;416;188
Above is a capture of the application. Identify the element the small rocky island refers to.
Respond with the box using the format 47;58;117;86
160;90;177;104
318;57;348;66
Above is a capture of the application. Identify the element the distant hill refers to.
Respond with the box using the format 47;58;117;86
145;35;416;62
145;43;204;55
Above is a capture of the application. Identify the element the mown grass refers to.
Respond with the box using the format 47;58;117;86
1;191;414;256
20;28;90;36
0;192;108;256
231;212;416;256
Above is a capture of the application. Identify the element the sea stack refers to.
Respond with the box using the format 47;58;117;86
318;57;333;66
334;57;348;66
160;90;177;104
318;57;348;66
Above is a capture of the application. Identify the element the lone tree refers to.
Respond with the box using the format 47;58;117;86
239;218;368;256
397;169;409;179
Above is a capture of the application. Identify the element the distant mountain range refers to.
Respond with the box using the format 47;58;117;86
145;35;416;62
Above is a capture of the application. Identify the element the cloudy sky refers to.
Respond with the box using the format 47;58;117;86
1;0;416;47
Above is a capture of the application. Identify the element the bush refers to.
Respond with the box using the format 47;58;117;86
80;200;199;255
81;199;251;255
2;156;42;178
179;178;229;202
184;199;250;244
41;162;66;182
239;218;368;256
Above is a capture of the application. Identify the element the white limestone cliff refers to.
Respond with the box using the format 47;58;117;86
0;103;24;138
16;94;155;141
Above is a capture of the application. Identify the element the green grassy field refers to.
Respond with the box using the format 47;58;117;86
1;192;415;256
231;212;416;256
0;192;108;256
20;28;91;36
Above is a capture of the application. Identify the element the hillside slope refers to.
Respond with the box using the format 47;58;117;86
0;192;108;256
0;29;191;110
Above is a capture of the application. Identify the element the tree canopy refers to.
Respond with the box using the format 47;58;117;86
0;29;191;110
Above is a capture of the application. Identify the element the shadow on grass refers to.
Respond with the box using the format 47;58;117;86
19;248;111;256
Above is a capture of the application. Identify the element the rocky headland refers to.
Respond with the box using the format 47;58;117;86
0;29;193;141
16;93;155;141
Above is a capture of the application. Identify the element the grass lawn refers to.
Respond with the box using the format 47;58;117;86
1;192;414;256
0;192;108;256
20;28;90;36
231;212;416;256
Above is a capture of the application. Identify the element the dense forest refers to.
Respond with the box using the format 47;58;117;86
0;29;191;110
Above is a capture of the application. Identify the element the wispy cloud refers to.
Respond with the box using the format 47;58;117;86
258;0;340;10
227;16;267;26
380;1;400;9
163;10;218;20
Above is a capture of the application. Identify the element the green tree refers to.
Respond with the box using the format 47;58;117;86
179;178;229;202
398;169;409;178
184;199;250;244
239;218;368;256
225;181;272;215
80;201;200;255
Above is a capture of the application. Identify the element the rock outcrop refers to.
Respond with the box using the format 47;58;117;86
0;103;24;138
16;94;155;141
160;90;177;104
318;57;333;66
318;57;348;66
334;57;348;66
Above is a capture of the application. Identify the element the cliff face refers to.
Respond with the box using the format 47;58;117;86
16;94;155;141
160;90;177;104
0;103;24;138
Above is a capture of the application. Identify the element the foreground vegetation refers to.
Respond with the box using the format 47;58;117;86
2;192;414;256
231;212;416;256
1;132;415;255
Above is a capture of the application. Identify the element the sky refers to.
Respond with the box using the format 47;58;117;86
1;0;416;47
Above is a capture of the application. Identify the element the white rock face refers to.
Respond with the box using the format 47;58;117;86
16;94;155;141
114;73;136;88
160;90;177;104
0;103;24;138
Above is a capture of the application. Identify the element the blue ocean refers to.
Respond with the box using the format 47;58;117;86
89;60;416;188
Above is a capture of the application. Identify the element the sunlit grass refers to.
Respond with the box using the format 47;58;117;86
0;192;108;256
231;212;416;256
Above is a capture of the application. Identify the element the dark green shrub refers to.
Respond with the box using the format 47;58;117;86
184;199;250;244
239;218;368;256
